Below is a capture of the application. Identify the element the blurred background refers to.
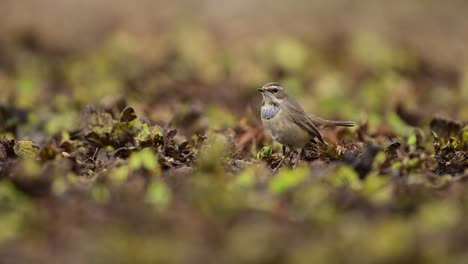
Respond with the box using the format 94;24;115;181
1;0;467;140
1;0;468;263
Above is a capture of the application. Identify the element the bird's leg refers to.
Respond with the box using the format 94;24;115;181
284;145;294;164
286;146;295;165
270;146;290;175
270;156;285;175
292;148;303;169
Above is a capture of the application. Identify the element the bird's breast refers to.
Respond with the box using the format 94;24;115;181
261;107;311;147
261;106;279;120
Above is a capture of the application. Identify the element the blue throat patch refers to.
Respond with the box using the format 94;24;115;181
261;106;279;120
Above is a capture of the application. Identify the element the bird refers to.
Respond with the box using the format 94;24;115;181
258;82;354;172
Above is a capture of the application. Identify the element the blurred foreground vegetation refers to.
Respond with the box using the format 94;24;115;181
0;1;468;263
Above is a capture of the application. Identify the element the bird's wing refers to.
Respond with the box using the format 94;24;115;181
283;99;325;143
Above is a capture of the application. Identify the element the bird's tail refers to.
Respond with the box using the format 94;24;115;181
308;114;355;128
324;120;355;127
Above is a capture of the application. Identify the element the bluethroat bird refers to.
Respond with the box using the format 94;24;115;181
258;82;354;172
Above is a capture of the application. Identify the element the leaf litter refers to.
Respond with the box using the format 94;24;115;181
0;33;467;263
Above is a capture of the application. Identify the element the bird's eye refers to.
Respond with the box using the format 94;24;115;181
271;88;278;93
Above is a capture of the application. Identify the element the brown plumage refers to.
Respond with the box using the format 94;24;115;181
281;96;325;144
258;82;354;172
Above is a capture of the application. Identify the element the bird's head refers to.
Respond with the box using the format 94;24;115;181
257;82;288;105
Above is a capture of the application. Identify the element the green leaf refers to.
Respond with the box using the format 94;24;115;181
446;137;459;149
236;166;256;188
45;112;77;135
205;105;237;130
362;173;389;194
129;148;158;171
362;173;392;205
145;181;172;210
461;126;468;144
0;181;34;244
391;161;403;170
269;167;308;194
408;158;421;169
135;124;163;146
109;165;130;184
407;134;417;146
85;109;114;136
13;141;38;159
197;133;229;173
21;159;41;178
38;145;57;161
328;166;362;191
52;177;68;195
432;131;441;153
256;146;272;160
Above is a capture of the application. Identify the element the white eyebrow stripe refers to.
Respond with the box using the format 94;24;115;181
265;85;283;90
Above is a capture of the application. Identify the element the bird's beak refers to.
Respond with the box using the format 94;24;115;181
257;88;265;92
